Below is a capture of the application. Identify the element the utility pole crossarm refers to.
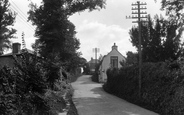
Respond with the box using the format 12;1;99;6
138;11;147;14
132;8;147;10
127;1;147;22
132;2;147;6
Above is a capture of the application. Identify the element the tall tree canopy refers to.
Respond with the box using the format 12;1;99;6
161;0;184;21
129;15;183;62
28;0;106;70
160;0;184;42
0;0;16;55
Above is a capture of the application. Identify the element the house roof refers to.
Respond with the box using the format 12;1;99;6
99;44;126;67
88;59;99;64
0;49;37;57
110;49;126;59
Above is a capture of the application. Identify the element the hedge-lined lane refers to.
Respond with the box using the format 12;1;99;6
72;75;158;115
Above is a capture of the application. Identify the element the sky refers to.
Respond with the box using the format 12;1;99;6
9;0;164;61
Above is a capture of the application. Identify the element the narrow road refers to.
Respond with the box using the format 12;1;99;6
71;75;159;115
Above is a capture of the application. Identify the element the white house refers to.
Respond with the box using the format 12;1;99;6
98;43;126;82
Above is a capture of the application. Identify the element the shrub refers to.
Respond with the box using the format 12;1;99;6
0;53;69;115
91;72;99;82
91;60;103;83
103;61;184;115
69;68;82;83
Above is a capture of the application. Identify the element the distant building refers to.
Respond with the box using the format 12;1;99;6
98;43;126;82
0;42;35;68
88;57;99;73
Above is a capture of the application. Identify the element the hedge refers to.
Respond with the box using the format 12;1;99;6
0;52;78;115
103;61;184;115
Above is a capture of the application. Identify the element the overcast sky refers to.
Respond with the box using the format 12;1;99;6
9;0;164;61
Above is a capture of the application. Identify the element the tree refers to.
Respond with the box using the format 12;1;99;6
28;0;106;71
119;51;138;66
160;0;184;46
0;0;16;55
126;51;138;65
129;15;182;62
83;63;90;74
161;0;184;21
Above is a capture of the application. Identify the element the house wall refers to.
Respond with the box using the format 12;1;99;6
99;49;125;82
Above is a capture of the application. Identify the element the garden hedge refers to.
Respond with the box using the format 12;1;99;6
0;53;78;115
103;61;184;115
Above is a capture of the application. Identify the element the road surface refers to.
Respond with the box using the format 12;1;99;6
71;75;159;115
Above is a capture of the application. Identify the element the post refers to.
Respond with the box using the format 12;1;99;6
137;1;142;98
95;48;97;66
126;1;147;98
93;48;100;68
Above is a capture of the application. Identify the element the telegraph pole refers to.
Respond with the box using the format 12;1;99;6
126;1;147;98
22;32;26;49
93;48;100;67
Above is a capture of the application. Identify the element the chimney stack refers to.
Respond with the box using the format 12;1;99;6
112;43;118;50
12;43;21;54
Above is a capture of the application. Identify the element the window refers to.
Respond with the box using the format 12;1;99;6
110;56;118;68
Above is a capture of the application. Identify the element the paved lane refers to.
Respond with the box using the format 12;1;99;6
72;75;159;115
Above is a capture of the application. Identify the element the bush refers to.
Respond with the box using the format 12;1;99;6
91;60;103;83
103;61;184;115
0;53;72;115
91;72;99;82
69;68;82;83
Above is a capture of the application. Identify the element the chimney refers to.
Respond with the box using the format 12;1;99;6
12;43;21;54
112;43;117;50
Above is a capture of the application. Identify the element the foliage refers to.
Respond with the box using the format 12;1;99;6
28;0;106;71
0;66;17;115
91;58;103;82
67;98;78;115
103;60;184;115
120;51;138;66
129;15;183;62
160;0;184;57
83;62;90;75
161;0;184;22
0;53;72;115
0;0;16;55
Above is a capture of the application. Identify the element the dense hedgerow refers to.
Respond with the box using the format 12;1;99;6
103;60;184;115
91;72;99;82
0;53;71;115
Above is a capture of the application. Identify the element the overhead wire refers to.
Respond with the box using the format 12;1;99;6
9;0;35;32
10;9;34;32
9;8;35;31
10;0;28;20
10;0;35;29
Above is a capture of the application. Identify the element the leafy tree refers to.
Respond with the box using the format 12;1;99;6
126;51;138;65
119;51;138;66
129;15;183;62
78;57;87;67
161;0;184;21
0;52;70;114
160;0;184;45
28;0;106;71
83;63;90;74
0;0;16;55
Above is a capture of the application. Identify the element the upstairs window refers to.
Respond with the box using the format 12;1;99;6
110;56;118;68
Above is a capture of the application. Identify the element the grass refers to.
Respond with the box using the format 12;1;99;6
46;79;78;115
